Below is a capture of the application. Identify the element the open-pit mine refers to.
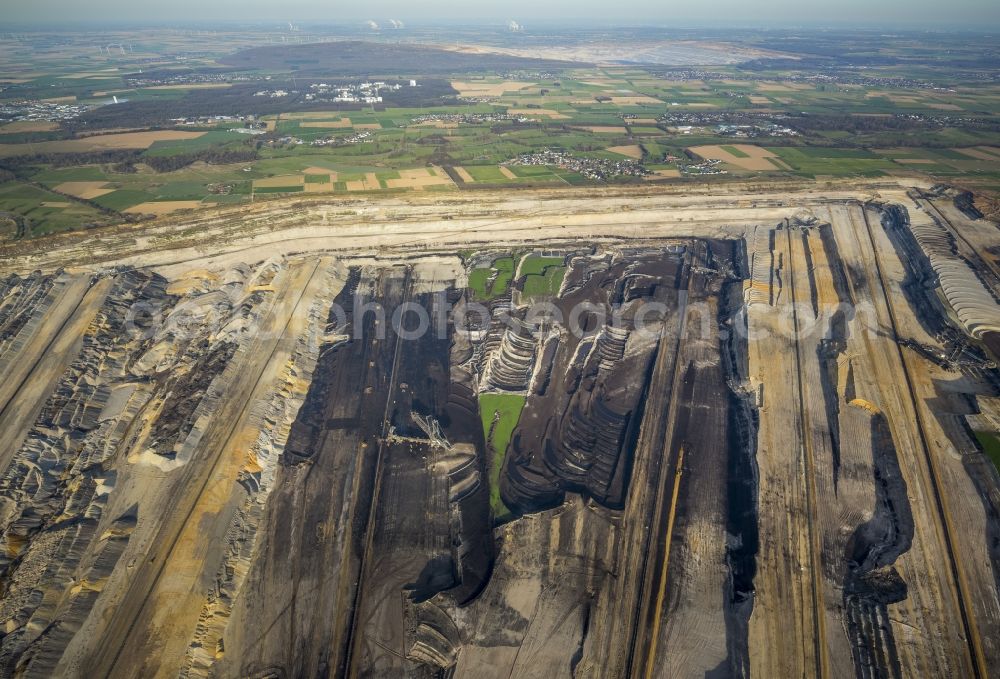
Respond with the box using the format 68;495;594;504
0;179;999;679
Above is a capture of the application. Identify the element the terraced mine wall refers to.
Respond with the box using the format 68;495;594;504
888;198;1000;347
878;204;1000;634
1;182;999;679
879;202;1000;378
0;269;169;676
499;250;685;514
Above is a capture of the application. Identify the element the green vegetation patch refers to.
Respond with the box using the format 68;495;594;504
521;255;567;297
252;185;304;194
768;147;898;177
520;255;565;276
464;165;509;182
143;130;243;157
92;189;155;211
0;181;110;237
468;256;517;300
720;145;750;158
508;165;561;180
975;430;1000;474
479;393;527;521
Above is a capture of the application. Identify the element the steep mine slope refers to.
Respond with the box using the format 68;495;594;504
0;182;996;679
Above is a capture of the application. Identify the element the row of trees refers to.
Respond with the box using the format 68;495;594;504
1;146;259;174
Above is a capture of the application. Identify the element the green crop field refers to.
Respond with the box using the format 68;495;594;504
721;145;751;158
1;26;999;238
0;181;110;236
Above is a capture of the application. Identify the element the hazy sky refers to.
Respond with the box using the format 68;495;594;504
3;0;999;28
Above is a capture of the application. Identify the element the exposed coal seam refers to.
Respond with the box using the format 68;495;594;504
282;267;360;466
953;191;984;221
800;229;819;318
843;413;914;679
814;224;855;493
818;224;854;305
720;272;759;679
817;312;847;494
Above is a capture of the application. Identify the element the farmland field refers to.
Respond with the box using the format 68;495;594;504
0;26;998;235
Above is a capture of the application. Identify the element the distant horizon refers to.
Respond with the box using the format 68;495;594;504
2;0;998;31
2;19;999;34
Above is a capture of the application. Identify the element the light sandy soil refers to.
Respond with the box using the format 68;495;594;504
303;167;337;178
828;203;992;676
498;166;518;180
756;82;812;91
0;276;110;472
607;145;644;159
279;111;354;120
412;120;459;128
345;172;382;192
573;125;628;133
299;118;352;128
303;182;334;193
453;167;475;183
0;130;206;156
689;144;781;171
507;108;571;119
385;167;454;190
447;39;787;65
81;260;333;677
253;174;304;188
0;178;934;278
955;147;1000;161
451;80;535;97
125;201;204;215
609;95;663;105
53;181;114;199
644;168;681;179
